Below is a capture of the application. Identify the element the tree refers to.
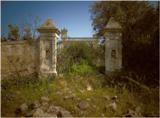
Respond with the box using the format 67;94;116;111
21;15;41;40
8;24;20;41
90;1;159;75
23;26;32;40
1;33;7;42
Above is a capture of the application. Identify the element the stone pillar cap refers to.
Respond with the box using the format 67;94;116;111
41;18;56;28
105;17;122;30
37;18;60;34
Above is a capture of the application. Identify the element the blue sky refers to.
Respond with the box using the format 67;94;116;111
1;1;94;37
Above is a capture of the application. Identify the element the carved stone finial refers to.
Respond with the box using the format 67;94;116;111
37;18;60;34
105;17;122;30
42;18;56;28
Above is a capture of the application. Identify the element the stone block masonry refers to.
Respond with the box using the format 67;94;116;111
1;40;39;79
1;17;122;79
1;18;60;79
104;17;122;74
37;18;60;79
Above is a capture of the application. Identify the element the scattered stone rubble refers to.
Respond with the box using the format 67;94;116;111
78;101;90;110
15;94;142;117
15;96;72;117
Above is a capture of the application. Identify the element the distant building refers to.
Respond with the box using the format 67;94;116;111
57;28;99;49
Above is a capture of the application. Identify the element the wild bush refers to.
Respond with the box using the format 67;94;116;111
57;42;104;74
90;1;159;86
69;60;95;76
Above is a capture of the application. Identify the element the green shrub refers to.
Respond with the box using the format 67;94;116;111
57;42;104;74
57;42;92;73
69;60;95;76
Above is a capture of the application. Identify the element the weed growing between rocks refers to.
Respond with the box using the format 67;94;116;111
1;71;159;117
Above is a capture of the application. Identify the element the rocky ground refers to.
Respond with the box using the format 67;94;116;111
16;95;141;117
1;74;159;117
15;88;142;117
16;96;72;117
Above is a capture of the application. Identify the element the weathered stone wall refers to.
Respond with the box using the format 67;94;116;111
1;18;122;79
62;37;98;48
1;40;39;79
61;28;98;48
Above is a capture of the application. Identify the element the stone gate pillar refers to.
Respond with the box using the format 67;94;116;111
37;18;59;78
104;17;122;74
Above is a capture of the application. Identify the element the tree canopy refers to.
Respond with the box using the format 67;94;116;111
90;1;159;76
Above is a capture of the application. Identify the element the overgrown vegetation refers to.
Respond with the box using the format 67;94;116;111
2;73;159;117
7;24;20;41
2;41;159;117
1;16;40;41
90;1;159;83
57;42;104;74
1;1;159;117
